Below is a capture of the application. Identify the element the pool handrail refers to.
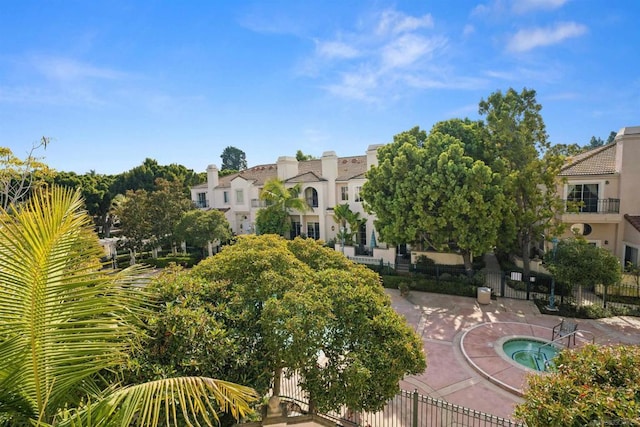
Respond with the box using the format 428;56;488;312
538;329;595;354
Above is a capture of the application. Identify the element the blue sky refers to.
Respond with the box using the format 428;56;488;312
1;1;638;174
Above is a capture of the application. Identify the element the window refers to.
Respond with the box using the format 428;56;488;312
307;222;320;240
196;192;207;208
567;184;598;212
235;189;244;204
354;186;362;202
291;221;302;239
625;245;638;268
359;222;367;246
223;191;229;204
305;187;318;208
341;186;349;201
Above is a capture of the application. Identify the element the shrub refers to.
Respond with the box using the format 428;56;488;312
380;275;477;298
516;344;640;426
142;256;200;268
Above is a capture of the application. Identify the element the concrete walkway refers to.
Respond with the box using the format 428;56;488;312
386;288;640;420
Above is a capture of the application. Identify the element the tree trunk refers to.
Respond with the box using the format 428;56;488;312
462;250;473;277
273;367;282;397
308;393;317;415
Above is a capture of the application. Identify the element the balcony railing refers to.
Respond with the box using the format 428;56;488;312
251;199;268;208
564;198;620;214
195;200;209;208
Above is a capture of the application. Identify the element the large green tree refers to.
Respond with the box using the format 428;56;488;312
111;158;202;196
479;88;565;281
0;186;256;426
186;235;425;414
545;237;622;307
362;124;506;272
175;209;231;256
516;344;640;426
220;146;247;172
52;170;116;237
255;178;309;237
0;138;51;210
116;179;194;259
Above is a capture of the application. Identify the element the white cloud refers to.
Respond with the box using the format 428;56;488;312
315;40;359;59
507;22;587;52
462;24;475;37
375;9;433;36
325;68;380;103
380;34;445;69
31;56;126;82
512;0;569;14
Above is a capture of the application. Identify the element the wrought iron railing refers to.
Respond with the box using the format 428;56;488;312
195;200;209;208
564;198;620;214
273;371;524;427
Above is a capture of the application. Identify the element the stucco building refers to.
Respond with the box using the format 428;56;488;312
190;146;383;248
558;126;640;267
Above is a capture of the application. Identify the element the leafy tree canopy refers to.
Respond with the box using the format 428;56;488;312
112;158;202;196
516;344;640;426
0;137;52;210
362;122;506;271
295;150;316;161
116;178;194;256
479;87;565;279
178;235;426;414
175;208;231;251
545;237;622;296
221;146;247;171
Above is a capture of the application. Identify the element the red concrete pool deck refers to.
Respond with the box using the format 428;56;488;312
387;289;640;420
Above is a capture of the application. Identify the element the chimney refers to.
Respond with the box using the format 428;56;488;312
276;156;299;180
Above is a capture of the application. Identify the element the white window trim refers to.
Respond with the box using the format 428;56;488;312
564;180;606;200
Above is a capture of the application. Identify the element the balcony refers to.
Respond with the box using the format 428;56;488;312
195;200;209;208
564;198;620;214
251;199;268;208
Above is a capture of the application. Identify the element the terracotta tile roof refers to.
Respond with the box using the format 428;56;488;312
336;156;367;180
287;171;325;183
560;143;617;176
218;163;278;188
625;214;640;233
213;155;367;188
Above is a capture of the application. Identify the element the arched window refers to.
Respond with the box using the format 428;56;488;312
305;187;318;208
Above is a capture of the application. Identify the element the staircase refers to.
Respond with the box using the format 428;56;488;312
395;256;411;274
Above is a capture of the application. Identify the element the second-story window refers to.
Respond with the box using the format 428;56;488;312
223;191;229;204
305;187;318;208
196;192;207;208
341;186;349;201
355;186;362;202
236;189;244;204
567;183;598;212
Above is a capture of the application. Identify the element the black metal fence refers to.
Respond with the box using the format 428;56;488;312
276;376;524;427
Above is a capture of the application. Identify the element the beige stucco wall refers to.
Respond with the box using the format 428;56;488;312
411;250;465;265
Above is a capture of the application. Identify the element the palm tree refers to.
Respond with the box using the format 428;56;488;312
0;186;257;426
256;178;309;236
332;203;353;245
260;178;309;212
332;204;367;246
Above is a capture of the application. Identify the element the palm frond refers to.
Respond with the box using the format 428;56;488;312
55;377;258;427
0;186;150;420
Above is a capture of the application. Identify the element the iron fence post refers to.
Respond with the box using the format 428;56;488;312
412;389;418;427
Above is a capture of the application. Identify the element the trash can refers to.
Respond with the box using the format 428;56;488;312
477;287;491;305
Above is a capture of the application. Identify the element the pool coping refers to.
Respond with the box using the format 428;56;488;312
460;322;554;396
